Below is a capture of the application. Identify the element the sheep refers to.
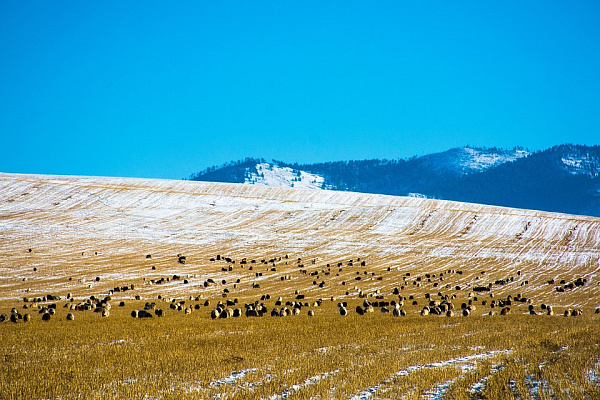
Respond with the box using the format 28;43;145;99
339;307;348;316
102;309;110;317
462;309;470;317
500;307;511;316
381;307;390;313
42;312;51;321
246;307;258;318
211;309;220;319
308;310;315;316
446;310;454;317
155;309;164;317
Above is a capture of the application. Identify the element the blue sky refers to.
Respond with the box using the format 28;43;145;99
1;1;599;179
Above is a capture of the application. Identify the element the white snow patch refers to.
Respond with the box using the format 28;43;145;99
245;163;325;190
269;370;339;399
210;368;257;387
587;361;600;385
351;350;511;399
408;193;432;199
423;379;455;400
561;155;600;178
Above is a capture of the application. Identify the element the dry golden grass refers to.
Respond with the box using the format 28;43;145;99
1;173;600;399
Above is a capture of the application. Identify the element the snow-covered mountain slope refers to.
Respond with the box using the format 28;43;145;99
1;172;599;304
417;146;531;175
560;151;600;178
244;163;325;189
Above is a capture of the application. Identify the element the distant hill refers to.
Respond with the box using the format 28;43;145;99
189;144;600;217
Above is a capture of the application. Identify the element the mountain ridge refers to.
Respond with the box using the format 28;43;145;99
189;144;600;217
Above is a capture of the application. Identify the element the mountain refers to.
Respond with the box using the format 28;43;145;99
189;144;600;217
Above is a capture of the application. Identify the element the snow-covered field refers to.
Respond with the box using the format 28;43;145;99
1;172;599;304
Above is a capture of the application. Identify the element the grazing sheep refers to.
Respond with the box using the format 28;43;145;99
308;310;315;316
131;310;139;318
137;310;153;318
564;310;570;317
500;307;511;316
381;307;390;313
211;309;220;319
421;307;430;316
462;309;470;317
102;309;110;317
339;307;348;316
356;305;364;315
66;312;75;321
42;312;51;321
155;309;164;317
446;310;454;317
547;306;553;316
233;308;242;318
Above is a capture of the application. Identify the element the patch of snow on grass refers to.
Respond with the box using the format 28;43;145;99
424;379;455;400
351;350;511;399
587;361;600;385
210;368;258;387
269;370;339;399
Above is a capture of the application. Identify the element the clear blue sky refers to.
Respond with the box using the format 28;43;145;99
1;1;599;179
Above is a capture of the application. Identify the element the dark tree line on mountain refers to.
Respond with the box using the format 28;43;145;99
189;158;266;183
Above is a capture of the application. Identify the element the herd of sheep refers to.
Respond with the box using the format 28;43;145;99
1;252;595;324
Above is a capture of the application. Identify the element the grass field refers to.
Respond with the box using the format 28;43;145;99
1;173;600;399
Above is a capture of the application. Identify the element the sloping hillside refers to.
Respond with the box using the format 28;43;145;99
1;172;599;307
